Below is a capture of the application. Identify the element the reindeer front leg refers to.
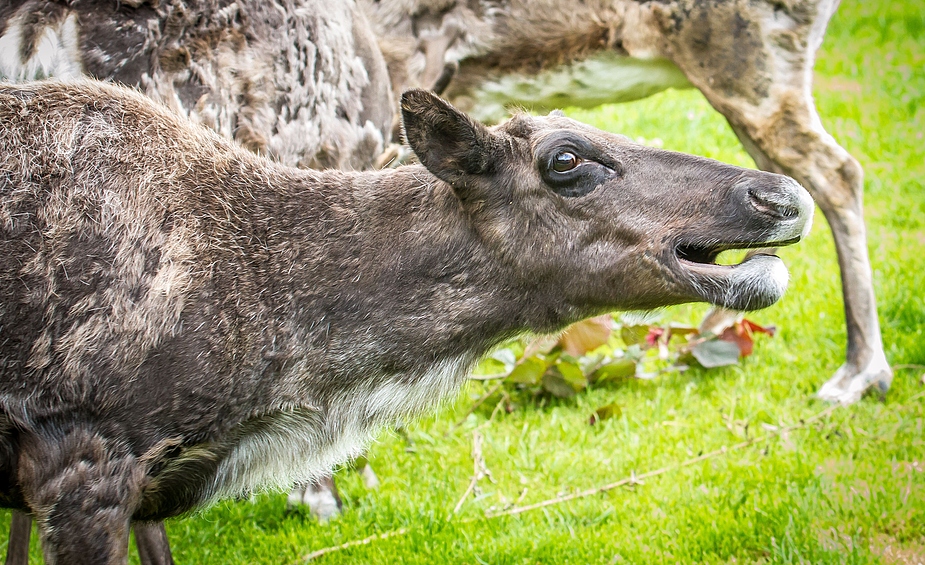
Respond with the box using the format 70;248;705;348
654;0;891;403
17;428;146;565
4;513;174;565
5;510;31;565
133;522;174;565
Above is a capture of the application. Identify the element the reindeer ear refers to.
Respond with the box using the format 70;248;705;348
401;89;500;187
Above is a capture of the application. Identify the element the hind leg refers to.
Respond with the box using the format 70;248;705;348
727;109;889;405
721;64;891;404
17;428;146;565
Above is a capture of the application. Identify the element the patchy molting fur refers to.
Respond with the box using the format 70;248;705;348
0;0;387;551
0;83;491;529
0;9;83;81
0;0;395;531
0;0;393;171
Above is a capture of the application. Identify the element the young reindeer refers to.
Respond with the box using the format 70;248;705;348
0;79;811;564
0;0;396;537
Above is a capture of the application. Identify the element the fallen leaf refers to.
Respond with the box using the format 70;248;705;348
691;339;741;368
508;356;547;385
542;371;578;398
592;358;637;383
560;316;613;356
720;325;755;356
719;318;777;357
490;348;517;369
554;360;587;392
741;318;776;337
620;324;651;346
645;327;665;347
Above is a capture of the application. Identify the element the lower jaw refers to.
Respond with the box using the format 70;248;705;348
683;254;790;311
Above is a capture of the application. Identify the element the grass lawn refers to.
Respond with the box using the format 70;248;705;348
3;1;923;563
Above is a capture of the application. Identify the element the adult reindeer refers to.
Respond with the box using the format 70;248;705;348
363;0;890;404
0;0;393;171
0;79;813;565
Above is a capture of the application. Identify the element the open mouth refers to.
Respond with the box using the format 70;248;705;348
672;236;805;311
675;236;802;268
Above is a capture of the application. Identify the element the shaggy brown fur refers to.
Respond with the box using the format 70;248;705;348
0;0;393;171
0;0;401;546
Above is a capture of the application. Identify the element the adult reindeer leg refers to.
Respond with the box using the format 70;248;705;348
652;0;891;403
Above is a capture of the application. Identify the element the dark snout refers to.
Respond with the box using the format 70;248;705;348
740;173;814;241
672;169;813;311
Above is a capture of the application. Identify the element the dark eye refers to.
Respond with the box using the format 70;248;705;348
552;151;580;173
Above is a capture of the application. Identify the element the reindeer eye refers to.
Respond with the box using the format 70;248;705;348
552;151;580;173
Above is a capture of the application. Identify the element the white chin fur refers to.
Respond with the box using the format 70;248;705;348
687;254;790;311
718;254;790;311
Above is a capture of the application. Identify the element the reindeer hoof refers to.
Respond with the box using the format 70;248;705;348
359;462;380;490
286;479;343;523
817;354;893;404
305;491;342;523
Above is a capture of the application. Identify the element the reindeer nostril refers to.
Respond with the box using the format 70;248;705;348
748;186;801;219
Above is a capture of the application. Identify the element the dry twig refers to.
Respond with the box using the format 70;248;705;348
486;404;838;517
450;431;491;517
299;528;409;562
468;373;509;381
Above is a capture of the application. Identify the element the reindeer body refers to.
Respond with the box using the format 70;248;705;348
0;0;399;546
0;84;463;518
0;79;811;563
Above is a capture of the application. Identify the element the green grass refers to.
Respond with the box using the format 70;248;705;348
3;2;923;563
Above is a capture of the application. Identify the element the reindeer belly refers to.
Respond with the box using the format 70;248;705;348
140;355;474;516
454;51;692;123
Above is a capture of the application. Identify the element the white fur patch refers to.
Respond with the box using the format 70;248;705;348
206;355;471;503
0;13;83;82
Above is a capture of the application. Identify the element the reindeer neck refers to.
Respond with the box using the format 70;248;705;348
242;165;546;378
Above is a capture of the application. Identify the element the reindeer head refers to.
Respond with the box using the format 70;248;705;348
400;89;812;326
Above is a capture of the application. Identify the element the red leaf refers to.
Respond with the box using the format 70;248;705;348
720;325;754;356
741;318;776;337
644;327;665;347
719;318;776;357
